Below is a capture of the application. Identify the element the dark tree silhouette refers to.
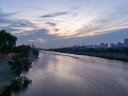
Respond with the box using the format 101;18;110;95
13;45;31;58
0;77;32;96
0;30;17;57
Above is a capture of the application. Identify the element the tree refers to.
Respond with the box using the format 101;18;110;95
13;45;31;58
8;56;31;79
0;30;17;57
32;49;39;58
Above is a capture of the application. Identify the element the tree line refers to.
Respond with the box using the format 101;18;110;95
49;46;128;62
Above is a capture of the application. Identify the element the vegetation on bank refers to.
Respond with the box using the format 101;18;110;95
49;48;128;62
9;56;31;78
8;44;39;78
0;76;32;96
0;30;39;95
0;45;38;96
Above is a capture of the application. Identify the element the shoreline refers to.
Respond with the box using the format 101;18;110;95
50;51;128;62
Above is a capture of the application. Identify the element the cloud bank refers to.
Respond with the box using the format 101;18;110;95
1;0;128;48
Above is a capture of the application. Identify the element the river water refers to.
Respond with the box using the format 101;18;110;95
12;51;128;96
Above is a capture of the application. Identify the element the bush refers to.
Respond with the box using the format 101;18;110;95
8;56;31;78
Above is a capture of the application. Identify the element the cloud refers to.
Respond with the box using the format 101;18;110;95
1;1;128;48
55;29;60;32
28;40;34;42
9;20;37;28
0;9;37;35
28;38;46;44
17;29;52;41
1;20;37;35
72;5;80;10
14;28;61;48
69;10;128;38
37;38;46;43
0;9;16;24
0;9;17;18
41;12;69;18
16;28;57;43
46;22;56;26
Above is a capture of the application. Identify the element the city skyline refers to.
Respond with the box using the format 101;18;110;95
51;38;128;49
0;0;128;48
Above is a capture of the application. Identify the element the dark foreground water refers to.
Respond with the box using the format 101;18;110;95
12;51;128;96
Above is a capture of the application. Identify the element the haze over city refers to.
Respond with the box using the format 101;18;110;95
1;0;128;48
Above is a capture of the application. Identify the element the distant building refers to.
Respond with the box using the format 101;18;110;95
71;45;78;50
100;43;108;49
105;43;108;48
94;45;100;49
86;45;93;48
100;43;105;48
117;42;123;48
124;38;128;48
110;43;116;49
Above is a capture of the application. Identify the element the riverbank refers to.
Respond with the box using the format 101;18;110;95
50;51;128;62
0;49;39;95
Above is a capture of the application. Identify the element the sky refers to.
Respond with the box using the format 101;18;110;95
0;0;128;48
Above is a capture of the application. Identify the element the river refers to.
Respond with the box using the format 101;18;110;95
12;51;128;96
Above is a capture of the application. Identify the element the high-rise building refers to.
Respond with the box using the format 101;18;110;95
100;43;108;48
105;43;108;48
117;42;123;48
124;38;128;48
110;43;116;49
100;43;105;48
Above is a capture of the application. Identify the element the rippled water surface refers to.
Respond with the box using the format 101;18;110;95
13;51;128;96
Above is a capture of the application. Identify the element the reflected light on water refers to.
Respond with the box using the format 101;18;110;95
11;51;128;96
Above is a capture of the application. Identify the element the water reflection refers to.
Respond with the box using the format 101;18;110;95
0;76;32;96
3;51;128;96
